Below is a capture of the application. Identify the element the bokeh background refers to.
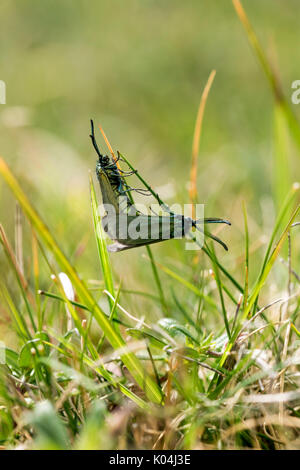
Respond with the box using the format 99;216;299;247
1;0;300;346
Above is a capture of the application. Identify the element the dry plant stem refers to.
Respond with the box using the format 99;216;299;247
222;414;300;440
31;230;40;308
231;293;243;333
190;70;216;218
15;203;24;275
240;296;293;335
279;231;292;422
177;354;224;376
280;257;300;283
0;224;28;292
98;125;118;166
262;422;285;446
242;320;283;341
55;380;78;411
104;290;152;329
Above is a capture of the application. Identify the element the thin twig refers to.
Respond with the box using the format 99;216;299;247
15;203;24;276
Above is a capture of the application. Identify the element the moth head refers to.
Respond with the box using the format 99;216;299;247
97;154;110;169
96;155;110;174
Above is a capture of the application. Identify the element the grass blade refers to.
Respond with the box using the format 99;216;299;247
144;255;218;310
232;0;300;153
217;203;300;373
90;174;115;310
146;245;168;315
209;245;231;338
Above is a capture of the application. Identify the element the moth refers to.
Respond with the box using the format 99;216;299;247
90;120;230;252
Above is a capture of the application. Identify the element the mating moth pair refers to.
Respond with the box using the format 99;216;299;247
90;120;230;252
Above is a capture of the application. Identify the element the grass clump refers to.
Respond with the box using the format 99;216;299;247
1;1;300;451
0;145;300;449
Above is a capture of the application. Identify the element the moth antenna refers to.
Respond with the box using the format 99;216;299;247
205;230;228;251
200;218;231;226
90;119;103;160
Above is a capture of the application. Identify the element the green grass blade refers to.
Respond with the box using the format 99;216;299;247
0;226;37;332
255;184;299;287
242;204;300;322
146;245;168;315
38;290;129;327
89;175;115;310
148;257;218;310
202;244;243;293
233;0;300;154
216;203;300;373
209;245;231;338
0;282;31;340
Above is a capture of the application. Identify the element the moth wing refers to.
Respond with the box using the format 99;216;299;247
107;242;133;252
120;215;167;246
97;170;120;213
107;239;165;252
111;214;191;246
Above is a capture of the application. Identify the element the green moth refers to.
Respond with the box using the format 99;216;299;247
90;120;230;252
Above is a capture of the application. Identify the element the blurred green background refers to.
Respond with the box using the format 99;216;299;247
1;0;300;345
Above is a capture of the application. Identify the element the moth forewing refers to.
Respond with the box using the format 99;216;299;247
103;212;194;252
97;170;120;214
